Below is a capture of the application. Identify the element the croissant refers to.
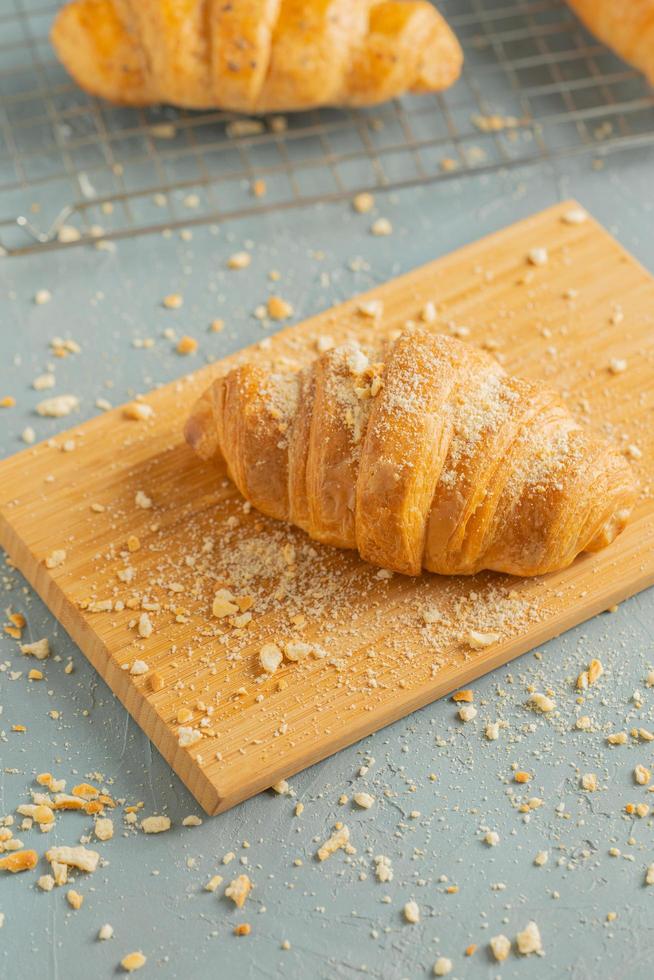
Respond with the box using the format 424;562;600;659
184;329;636;577
51;0;463;112
567;0;654;85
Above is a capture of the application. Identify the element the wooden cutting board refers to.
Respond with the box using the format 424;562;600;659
1;201;653;815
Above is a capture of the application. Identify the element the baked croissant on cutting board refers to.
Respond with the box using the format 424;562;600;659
567;0;654;85
185;329;637;578
51;0;463;112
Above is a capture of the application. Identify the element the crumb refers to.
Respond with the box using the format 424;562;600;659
403;900;420;924
123;403;154;421
204;874;223;892
433;957;452;976
0;850;38;873
353;792;375;810
357;299;383;320
608;358;627;375
45;846;99;873
267;296;293;320
440;157;458;172
228;251;251;270
607;732;628;745
141;816;171;834
576;659;603;689
212;589;239;618
226;119;264;138
162;293;183;309
516;921;543;956
120;952;146;972
527;692;556;713
370;217;392;236
458;705;477;722
225;874;252;909
421;301;437;323
20;638;50;660
490;935;511;962
36;395;79;418
176;336;198;355
57;225;81;243
32;373;55;391
67;889;84;910
465;630;500;649
374;855;393;882
260;643;283;674
562;208;588;224
137;614;153;639
634;765;651;786
94;818;114;841
527;247;548;266
98;924;114;940
283;641;313;662
178;727;201;748
316;825;350;861
352;192;374;214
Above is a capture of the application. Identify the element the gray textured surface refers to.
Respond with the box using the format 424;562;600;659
2;96;654;980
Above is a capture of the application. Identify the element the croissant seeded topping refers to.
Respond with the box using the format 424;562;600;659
51;0;463;112
185;329;636;577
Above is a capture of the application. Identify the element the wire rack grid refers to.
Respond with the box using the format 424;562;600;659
1;0;653;256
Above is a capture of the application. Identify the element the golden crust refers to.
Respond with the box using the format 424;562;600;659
185;329;637;578
50;0;150;106
567;0;654;85
51;0;463;111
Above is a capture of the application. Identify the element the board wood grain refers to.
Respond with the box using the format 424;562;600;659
1;201;653;814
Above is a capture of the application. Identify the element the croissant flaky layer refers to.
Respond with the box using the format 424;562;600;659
185;330;637;577
51;0;463;112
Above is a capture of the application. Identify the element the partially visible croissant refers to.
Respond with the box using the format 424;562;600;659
185;329;636;577
567;0;654;85
51;0;463;112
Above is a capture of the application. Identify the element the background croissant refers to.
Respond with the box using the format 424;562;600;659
185;329;637;578
51;0;463;112
567;1;654;86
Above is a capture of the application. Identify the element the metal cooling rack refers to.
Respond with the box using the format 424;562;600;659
1;0;653;256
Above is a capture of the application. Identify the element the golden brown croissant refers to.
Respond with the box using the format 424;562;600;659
51;0;463;112
567;0;654;85
185;329;637;577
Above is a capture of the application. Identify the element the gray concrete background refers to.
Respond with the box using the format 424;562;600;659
2;48;654;980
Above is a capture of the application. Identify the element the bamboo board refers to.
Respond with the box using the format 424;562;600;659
1;201;653;815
